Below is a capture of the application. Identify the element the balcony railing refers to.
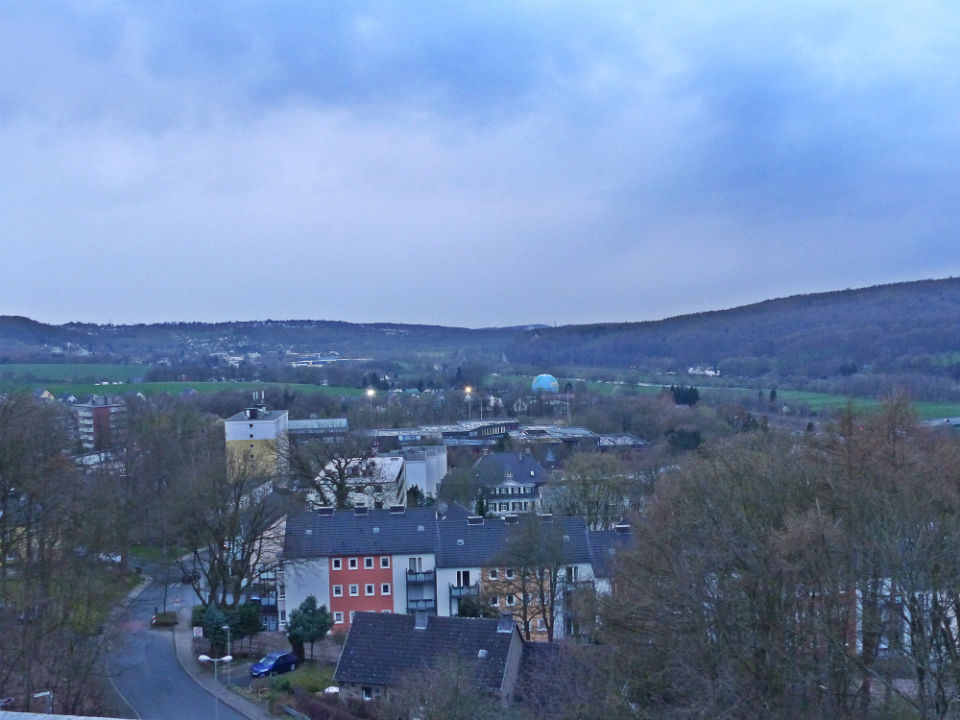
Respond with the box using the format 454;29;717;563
407;598;436;612
407;569;435;584
449;583;480;599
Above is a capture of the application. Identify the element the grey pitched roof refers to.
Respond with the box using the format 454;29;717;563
283;507;438;559
436;515;593;568
588;528;633;578
334;612;519;692
473;452;547;486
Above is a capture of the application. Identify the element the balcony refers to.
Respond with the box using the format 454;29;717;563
407;569;435;584
449;583;479;599
407;598;436;612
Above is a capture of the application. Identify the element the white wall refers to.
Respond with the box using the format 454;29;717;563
283;558;331;618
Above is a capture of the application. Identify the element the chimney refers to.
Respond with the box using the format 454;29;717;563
414;612;429;630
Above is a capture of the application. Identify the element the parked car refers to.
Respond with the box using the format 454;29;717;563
250;651;298;678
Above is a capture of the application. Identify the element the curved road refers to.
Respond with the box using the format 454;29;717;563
106;577;249;720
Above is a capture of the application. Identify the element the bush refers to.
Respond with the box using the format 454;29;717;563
151;611;178;627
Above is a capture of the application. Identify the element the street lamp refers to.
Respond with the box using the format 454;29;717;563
221;624;232;688
198;654;233;720
464;386;472;420
32;691;52;714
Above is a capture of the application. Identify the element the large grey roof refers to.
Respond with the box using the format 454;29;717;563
473;452;548;485
334;612;519;692
283;507;438;559
284;507;595;568
436;515;593;568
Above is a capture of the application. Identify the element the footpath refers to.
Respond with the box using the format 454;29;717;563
171;605;277;720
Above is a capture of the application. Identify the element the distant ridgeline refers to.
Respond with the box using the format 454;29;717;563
4;278;960;381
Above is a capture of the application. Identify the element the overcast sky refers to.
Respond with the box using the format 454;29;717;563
2;1;959;328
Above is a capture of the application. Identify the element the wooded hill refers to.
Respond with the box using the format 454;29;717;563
5;278;960;386
507;278;960;381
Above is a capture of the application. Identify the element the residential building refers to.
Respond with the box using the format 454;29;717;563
395;445;447;499
306;455;406;510
224;402;289;477
282;506;438;632
280;506;597;640
334;611;524;705
471;451;547;516
72;396;126;451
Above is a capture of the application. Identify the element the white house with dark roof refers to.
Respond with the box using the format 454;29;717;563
334;611;524;705
470;451;548;516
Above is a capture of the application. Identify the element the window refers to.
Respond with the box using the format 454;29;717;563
249;423;253;428
333;584;343;597
365;583;375;596
332;558;342;570
364;557;374;569
488;568;498;580
490;595;500;607
381;583;391;595
506;594;516;606
523;593;532;605
362;686;373;701
349;584;359;597
537;618;547;632
409;557;422;572
505;568;515;579
380;556;390;569
348;557;358;569
456;570;471;587
334;612;344;624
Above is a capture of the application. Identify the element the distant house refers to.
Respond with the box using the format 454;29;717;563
471;451;547;516
334;611;524;705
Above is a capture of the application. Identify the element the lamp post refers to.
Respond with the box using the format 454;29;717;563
464;386;472;420
198;654;233;720
32;691;52;714
221;624;232;688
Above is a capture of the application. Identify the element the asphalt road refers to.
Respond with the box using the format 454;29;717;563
106;576;250;720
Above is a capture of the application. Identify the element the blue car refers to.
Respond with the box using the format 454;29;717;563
250;651;298;678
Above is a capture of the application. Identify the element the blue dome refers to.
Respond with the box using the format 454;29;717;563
531;374;560;393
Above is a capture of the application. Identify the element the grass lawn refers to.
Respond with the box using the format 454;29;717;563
242;661;336;702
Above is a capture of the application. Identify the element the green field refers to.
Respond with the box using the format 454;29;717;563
0;378;368;398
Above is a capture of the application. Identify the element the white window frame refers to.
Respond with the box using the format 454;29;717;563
380;556;390;569
381;583;391;595
349;584;359;597
505;568;515;579
488;568;498;580
490;595;499;607
332;558;342;570
365;583;375;596
506;594;516;606
364;557;374;569
334;611;344;624
333;584;343;597
348;557;358;570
